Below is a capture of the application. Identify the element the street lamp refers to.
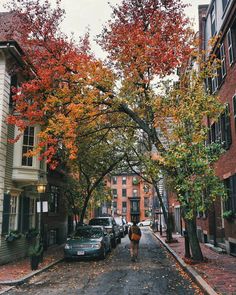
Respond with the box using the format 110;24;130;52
36;179;47;239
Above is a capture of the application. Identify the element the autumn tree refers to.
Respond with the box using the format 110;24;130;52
6;0;115;168
99;0;225;261
5;0;226;262
123;134;174;242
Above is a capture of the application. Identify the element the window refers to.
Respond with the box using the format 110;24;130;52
210;3;216;36
113;201;117;214
122;202;127;213
112;176;117;185
49;186;59;213
221;104;232;150
132;177;139;185
112;189;117;198
133;189;138;198
227;29;234;65
29;198;36;229
143;184;150;193
210;122;216;143
9;75;17;109
131;201;139;213
220;44;226;79
211;61;218;93
9;196;19;231
224;175;236;213
222;0;229;11
122;188;127;197
122;176;126;185
233;95;236;127
22;126;35;166
145;210;150;217
144;197;149;208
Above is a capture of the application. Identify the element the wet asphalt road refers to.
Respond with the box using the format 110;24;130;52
5;228;203;295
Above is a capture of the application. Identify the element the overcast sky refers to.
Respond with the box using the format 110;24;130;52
0;0;209;58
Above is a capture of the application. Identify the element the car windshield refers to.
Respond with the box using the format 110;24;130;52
73;228;103;239
89;219;110;226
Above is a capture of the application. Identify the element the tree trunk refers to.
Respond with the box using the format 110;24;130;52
185;218;204;261
155;186;173;242
80;193;91;224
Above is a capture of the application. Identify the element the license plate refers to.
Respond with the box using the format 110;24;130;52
77;251;85;255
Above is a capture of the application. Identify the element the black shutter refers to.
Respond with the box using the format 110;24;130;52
2;194;10;234
225;104;232;149
22;197;30;232
232;175;236;213
220;112;226;147
18;195;23;232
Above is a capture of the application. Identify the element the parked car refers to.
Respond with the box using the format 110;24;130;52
122;217;129;234
89;217;120;247
138;219;152;226
114;216;126;237
64;226;111;261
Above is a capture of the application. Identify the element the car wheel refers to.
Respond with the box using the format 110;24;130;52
139;223;143;226
65;257;72;262
100;247;106;260
111;238;116;248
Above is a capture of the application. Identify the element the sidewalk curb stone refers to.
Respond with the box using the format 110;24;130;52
0;258;63;286
152;232;219;295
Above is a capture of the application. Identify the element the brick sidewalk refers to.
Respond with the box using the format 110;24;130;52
0;244;64;287
155;231;236;295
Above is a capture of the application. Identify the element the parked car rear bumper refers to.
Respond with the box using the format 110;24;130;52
64;248;103;259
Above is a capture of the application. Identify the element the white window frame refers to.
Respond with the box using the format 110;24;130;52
133;189;138;197
211;64;218;94
227;29;234;66
220;43;226;78
210;3;216;36
9;196;19;231
122;176;126;185
29;198;36;229
122;202;127;213
21;126;35;167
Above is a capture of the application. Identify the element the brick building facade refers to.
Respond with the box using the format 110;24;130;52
196;0;236;255
102;174;153;223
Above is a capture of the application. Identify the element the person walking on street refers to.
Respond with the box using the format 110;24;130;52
129;221;141;262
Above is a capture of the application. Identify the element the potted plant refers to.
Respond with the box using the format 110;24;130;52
5;230;21;242
28;239;44;270
25;228;39;241
223;210;235;222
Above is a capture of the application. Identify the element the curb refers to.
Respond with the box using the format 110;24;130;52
0;258;63;286
152;232;218;295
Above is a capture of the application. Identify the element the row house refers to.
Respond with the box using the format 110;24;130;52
0;13;68;264
101;174;154;223
195;0;236;255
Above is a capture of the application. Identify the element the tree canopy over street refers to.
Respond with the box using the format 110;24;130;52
5;0;226;261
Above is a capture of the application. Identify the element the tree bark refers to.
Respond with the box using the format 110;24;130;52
185;218;204;261
79;193;91;224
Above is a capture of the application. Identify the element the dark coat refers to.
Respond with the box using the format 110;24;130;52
128;225;141;242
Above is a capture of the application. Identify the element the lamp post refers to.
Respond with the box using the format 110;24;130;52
36;180;47;240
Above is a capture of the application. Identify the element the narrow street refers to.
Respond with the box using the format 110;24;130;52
5;228;202;295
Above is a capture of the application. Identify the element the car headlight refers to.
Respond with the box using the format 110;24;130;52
64;243;72;250
92;242;101;249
